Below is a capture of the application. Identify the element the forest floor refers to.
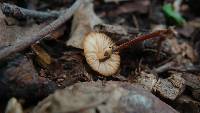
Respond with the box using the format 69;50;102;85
1;0;200;113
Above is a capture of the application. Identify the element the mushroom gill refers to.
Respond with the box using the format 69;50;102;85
83;32;120;76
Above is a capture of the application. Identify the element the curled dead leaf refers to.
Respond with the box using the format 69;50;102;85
66;0;102;49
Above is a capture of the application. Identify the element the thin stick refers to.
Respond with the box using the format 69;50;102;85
154;61;175;73
1;3;60;20
0;0;81;60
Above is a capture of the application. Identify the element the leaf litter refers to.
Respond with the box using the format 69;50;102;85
1;0;200;113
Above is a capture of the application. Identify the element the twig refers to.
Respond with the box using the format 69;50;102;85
1;3;60;20
154;61;175;73
0;0;81;61
170;65;200;73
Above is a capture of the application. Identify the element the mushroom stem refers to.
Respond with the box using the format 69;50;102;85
112;28;175;52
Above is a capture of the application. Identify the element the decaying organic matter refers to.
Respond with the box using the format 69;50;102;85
0;0;81;60
66;0;102;49
153;73;185;100
0;0;200;113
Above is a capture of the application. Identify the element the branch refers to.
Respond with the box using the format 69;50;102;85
1;3;60;20
0;0;81;60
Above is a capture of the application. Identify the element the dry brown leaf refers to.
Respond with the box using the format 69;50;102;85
166;38;198;62
134;71;158;91
66;0;103;49
153;73;185;100
31;44;52;66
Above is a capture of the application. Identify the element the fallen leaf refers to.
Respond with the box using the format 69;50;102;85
134;71;158;91
31;43;52;66
153;73;185;100
166;38;198;62
66;0;102;49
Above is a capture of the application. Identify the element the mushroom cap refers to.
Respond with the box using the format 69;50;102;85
83;32;120;76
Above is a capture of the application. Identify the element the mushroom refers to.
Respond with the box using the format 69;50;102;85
83;28;175;76
83;32;120;76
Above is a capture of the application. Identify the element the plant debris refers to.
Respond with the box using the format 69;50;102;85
66;0;102;49
5;98;23;113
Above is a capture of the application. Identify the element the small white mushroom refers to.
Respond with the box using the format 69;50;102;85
83;32;120;76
